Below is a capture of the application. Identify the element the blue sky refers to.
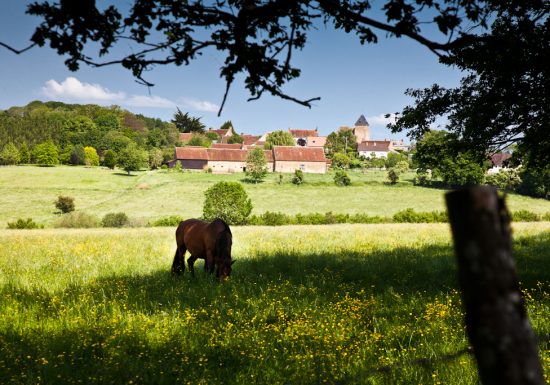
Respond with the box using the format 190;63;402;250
0;1;463;140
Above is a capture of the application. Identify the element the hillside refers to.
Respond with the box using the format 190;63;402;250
1;166;550;227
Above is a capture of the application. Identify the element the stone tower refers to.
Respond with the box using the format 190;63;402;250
353;114;370;143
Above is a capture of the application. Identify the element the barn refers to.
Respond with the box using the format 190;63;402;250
273;146;327;173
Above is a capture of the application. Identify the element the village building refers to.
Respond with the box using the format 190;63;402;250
273;146;327;173
390;139;410;152
488;152;513;175
172;147;274;173
338;114;370;144
357;140;394;158
241;134;262;147
206;126;236;142
178;132;193;144
289;129;318;146
306;136;327;148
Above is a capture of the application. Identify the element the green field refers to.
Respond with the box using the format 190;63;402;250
1;223;549;384
2;165;550;227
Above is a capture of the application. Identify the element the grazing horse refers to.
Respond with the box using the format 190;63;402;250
172;218;233;279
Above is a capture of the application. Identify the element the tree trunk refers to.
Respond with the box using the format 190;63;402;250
445;186;544;385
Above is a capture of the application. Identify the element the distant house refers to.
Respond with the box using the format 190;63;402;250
172;146;208;169
357;141;393;158
306;136;327;148
241;134;262;148
206;126;236;142
172;147;274;173
273;146;327;173
339;115;370;144
289;129;318;146
488;153;513;175
390;139;410;152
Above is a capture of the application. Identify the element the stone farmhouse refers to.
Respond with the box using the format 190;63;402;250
488;152;512;175
357;140;394;158
171;145;326;173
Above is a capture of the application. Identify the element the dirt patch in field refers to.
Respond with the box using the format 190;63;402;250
136;183;149;189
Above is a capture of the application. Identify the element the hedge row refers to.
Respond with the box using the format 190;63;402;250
150;209;550;227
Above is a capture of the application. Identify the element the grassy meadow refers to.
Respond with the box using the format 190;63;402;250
1;223;550;384
1;165;550;227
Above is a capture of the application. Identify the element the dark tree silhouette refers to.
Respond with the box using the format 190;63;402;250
171;108;205;133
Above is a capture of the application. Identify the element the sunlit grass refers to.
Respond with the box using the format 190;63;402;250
1;223;549;384
1;165;550;227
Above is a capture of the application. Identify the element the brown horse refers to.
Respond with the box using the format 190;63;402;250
171;218;233;279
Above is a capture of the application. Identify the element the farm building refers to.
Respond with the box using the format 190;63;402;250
178;132;193;144
488;152;513;175
306;136;327;148
172;147;274;173
172;146;209;169
207;126;236;142
273;146;327;173
211;143;243;150
358;140;394;158
289;129;318;146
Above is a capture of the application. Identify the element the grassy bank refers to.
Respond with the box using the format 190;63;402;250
1;223;549;384
2;165;550;228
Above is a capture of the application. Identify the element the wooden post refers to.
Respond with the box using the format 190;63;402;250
445;186;544;385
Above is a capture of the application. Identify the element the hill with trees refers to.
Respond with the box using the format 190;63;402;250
0;100;178;166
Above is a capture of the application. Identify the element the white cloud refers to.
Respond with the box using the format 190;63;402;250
125;95;177;108
41;77;125;102
365;113;397;127
180;97;220;113
39;77;216;112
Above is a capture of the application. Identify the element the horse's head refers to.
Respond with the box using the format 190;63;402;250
216;229;233;280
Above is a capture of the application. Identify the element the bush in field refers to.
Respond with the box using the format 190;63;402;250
334;169;351;186
245;147;268;183
511;210;540;222
0;142;20;165
486;169;521;191
292;169;304;185
7;218;44;229
385;152;408;169
387;168;399;184
332;152;351;169
118;143;148;175
203;182;252;225
55;195;75;214
33;140;59;166
102;212;129;227
413;169;431;186
393;208;448;223
103;149;117;169
148;148;164;169
54;212;100;228
84;146;100;166
151;215;184;227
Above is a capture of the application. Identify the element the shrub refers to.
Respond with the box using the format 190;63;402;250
84;146;100;166
103;149;117;169
151;215;184;227
413;169;431;186
7;218;44;229
33;140;59;166
387;168;399;184
70;145;85;165
245;147;268;183
332;152;351;169
334;170;351;186
173;161;183;172
542;212;550;221
148;148;164;169
0;142;20;165
102;212;129;227
292;169;304;185
118;143;148;175
203;182;252;225
393;208;448;223
511;210;540;222
486;169;521;191
19;142;30;164
54;212;100;228
260;211;290;226
55;195;75;214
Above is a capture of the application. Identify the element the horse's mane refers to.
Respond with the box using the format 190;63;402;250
213;218;232;235
214;218;232;259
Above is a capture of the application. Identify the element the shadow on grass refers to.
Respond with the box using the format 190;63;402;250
113;172;139;177
1;232;549;384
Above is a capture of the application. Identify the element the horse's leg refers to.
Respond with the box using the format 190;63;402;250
187;255;198;277
171;245;187;275
205;250;215;275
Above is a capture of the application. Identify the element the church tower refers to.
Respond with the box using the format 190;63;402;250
353;114;370;143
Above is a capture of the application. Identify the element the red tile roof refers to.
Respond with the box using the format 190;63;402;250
289;129;318;138
212;143;242;149
273;146;326;162
242;135;261;146
358;141;392;152
207;149;247;162
208;129;229;137
175;146;208;160
490;153;512;167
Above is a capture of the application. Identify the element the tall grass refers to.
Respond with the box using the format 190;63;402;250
1;223;549;384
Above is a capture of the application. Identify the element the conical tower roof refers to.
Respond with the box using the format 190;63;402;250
355;114;369;126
